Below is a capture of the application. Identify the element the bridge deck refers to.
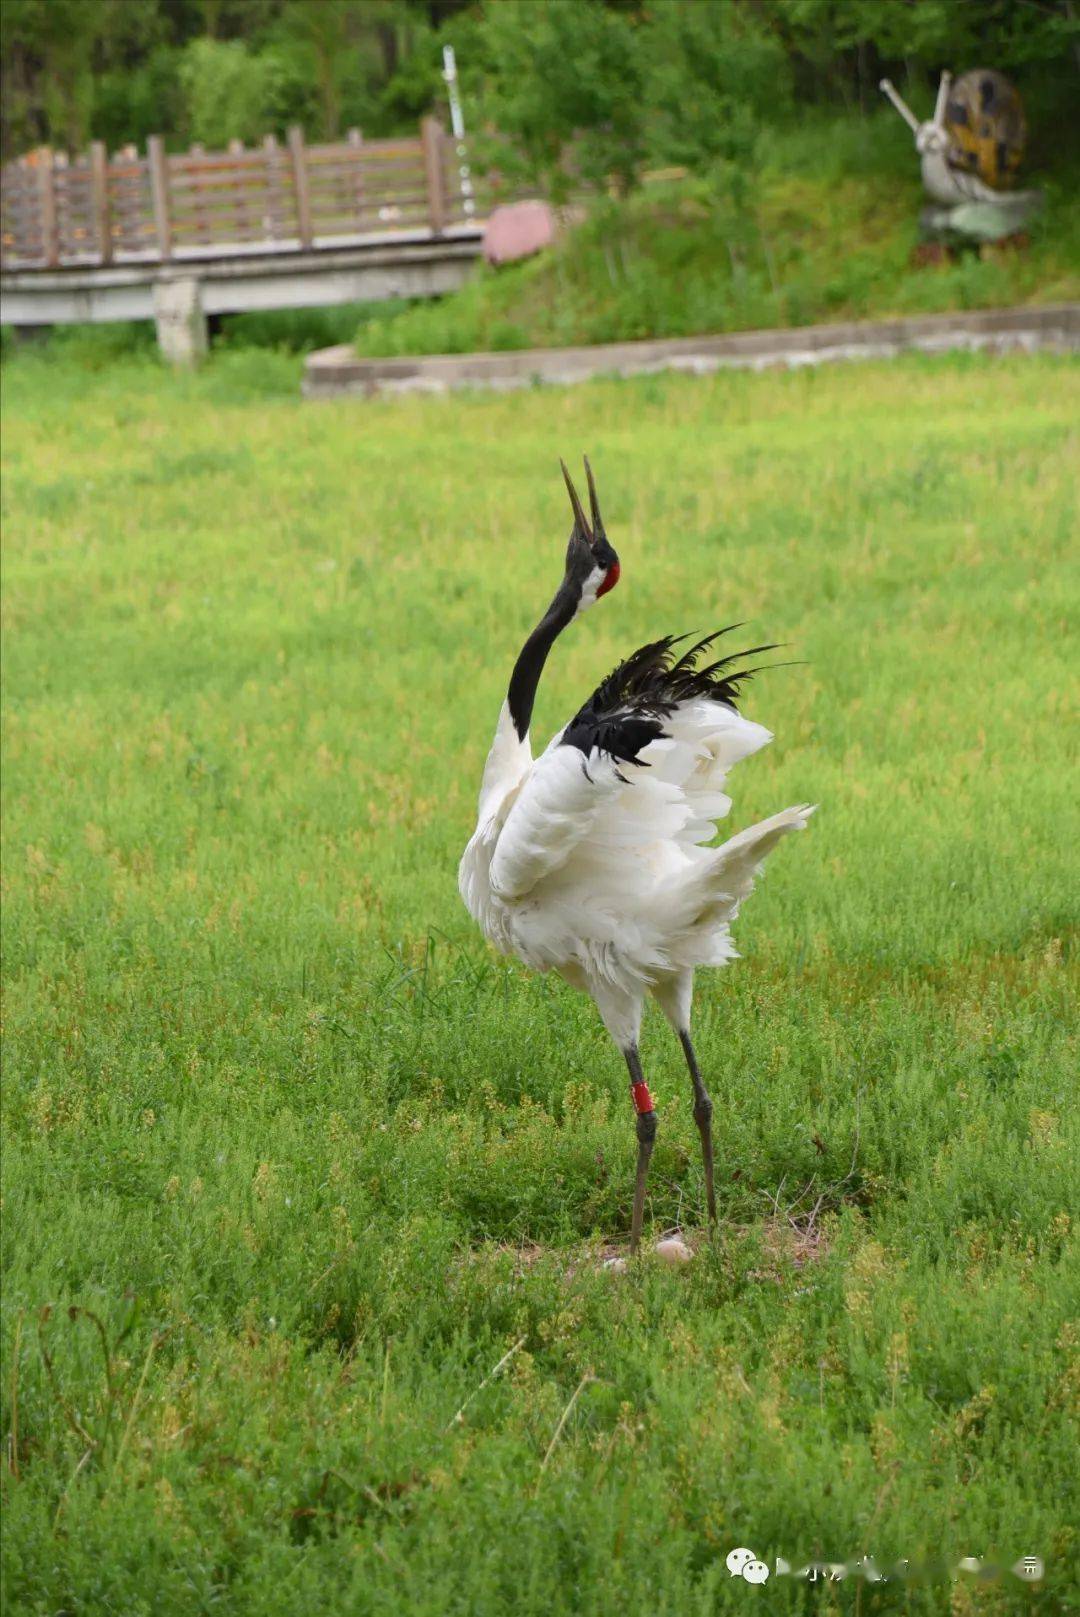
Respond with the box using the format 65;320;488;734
1;231;485;331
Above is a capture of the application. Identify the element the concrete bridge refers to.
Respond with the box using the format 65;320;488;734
1;119;488;361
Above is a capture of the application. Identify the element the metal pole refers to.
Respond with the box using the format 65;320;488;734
442;45;475;219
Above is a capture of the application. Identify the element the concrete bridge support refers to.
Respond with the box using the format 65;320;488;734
153;277;208;367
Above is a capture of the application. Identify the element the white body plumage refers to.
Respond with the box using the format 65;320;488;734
460;695;812;1048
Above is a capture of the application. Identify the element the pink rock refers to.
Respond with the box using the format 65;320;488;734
483;201;556;266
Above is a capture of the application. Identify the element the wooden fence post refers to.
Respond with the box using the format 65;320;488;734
263;134;282;242
147;135;172;260
288;125;313;249
228;139;250;240
347;127;365;232
38;147;59;266
90;140;112;264
188;143;209;241
421;116;446;235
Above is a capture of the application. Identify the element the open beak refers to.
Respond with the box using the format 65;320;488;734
561;458;591;543
561;456;619;572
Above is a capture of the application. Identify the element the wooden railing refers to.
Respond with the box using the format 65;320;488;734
1;118;485;270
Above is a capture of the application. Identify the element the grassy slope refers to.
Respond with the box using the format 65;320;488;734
2;346;1079;1614
356;118;1080;358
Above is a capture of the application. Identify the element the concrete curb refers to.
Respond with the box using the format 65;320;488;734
302;303;1079;399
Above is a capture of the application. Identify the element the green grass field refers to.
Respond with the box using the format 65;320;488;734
2;346;1078;1614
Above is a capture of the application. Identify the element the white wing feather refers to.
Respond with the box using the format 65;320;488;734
488;743;624;900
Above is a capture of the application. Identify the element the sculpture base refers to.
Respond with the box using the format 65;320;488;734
919;192;1042;246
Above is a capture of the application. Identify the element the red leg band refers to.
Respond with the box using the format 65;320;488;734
631;1080;655;1115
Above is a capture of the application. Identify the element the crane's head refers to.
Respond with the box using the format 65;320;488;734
559;457;620;613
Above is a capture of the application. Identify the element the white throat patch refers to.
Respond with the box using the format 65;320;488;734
575;564;608;616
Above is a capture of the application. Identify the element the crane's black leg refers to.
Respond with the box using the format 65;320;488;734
625;1045;657;1254
679;1029;717;1225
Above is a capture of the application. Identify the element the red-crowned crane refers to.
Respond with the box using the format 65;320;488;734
459;460;814;1254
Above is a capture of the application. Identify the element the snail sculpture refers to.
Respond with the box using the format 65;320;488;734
880;69;1041;243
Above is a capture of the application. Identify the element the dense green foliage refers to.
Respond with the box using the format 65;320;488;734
2;347;1078;1612
2;0;1076;173
465;0;1078;204
356;122;1080;356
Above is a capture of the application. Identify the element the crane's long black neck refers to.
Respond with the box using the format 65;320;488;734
506;587;577;741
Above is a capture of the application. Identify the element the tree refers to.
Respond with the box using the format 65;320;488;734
645;1;792;173
2;0;171;155
177;37;283;148
474;0;646;200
